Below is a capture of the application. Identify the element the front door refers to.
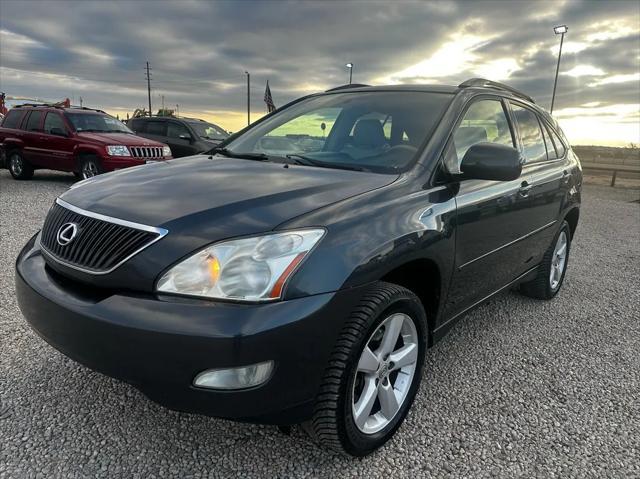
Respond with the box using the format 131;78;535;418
36;112;75;171
166;121;196;157
443;97;533;318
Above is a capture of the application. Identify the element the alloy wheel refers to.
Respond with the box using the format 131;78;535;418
81;161;99;179
352;312;419;435
9;154;23;177
549;230;568;290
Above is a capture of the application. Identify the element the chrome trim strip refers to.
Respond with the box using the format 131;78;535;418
459;220;556;270
55;198;168;235
39;198;169;275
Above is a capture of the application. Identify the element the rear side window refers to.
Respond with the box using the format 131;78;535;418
511;104;546;162
167;122;190;138
2;110;25;129
146;121;167;136
546;125;566;158
453;99;514;163
129;119;144;132
25;111;44;132
44;113;66;134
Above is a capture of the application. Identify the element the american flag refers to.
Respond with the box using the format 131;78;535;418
264;81;276;113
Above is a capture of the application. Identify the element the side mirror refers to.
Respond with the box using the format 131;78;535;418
50;127;68;137
460;143;523;181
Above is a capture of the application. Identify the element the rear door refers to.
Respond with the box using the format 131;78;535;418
166;121;196;157
444;97;533;317
138;120;167;145
508;102;568;264
22;110;46;166
37;112;75;171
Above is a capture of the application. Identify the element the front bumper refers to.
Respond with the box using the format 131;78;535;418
16;234;362;424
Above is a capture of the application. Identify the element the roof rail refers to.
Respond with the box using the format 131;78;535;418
458;78;535;103
326;83;370;92
15;103;64;109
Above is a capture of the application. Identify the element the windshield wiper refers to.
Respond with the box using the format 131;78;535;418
210;147;270;161
285;154;365;172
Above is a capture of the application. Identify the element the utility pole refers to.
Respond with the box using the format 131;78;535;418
245;71;250;126
176;104;179;118
145;61;152;117
79;96;83;108
161;94;165;111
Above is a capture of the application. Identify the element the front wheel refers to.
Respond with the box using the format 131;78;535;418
308;282;427;456
520;221;571;299
79;156;103;179
8;151;34;180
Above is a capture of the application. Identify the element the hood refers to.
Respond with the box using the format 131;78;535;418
60;155;396;238
77;131;166;147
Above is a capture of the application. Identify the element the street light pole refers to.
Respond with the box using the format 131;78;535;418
551;25;568;114
345;63;354;84
245;71;251;126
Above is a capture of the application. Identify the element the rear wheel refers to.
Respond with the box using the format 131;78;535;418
79;156;103;179
520;221;571;299
8;151;34;180
308;282;427;456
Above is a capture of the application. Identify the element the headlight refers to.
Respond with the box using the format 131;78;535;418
162;146;172;157
106;145;131;156
156;229;325;301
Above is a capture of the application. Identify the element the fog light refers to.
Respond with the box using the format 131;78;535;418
193;361;273;390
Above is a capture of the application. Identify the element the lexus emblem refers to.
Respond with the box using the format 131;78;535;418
56;222;78;246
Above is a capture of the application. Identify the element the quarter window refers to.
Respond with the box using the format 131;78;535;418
25;111;44;132
44;113;66;134
511;104;547;162
452;99;514;165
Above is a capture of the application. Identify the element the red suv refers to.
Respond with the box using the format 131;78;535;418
0;105;172;180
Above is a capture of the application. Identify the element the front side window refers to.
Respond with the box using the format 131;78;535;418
189;122;228;140
452;99;514;166
2;110;25;129
25;111;43;131
66;113;133;133
511;104;547;162
44;113;66;134
224;91;453;173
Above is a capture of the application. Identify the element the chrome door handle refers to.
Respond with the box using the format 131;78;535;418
518;181;532;197
562;170;571;184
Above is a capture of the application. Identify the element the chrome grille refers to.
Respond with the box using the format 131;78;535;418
130;146;163;158
39;199;168;274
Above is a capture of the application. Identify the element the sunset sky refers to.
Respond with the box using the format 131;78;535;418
0;0;638;146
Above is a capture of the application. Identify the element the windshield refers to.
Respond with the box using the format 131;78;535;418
190;122;228;140
66;113;133;133
224;91;453;173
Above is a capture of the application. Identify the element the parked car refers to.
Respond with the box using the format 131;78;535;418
16;79;581;456
0;105;172;180
128;116;229;157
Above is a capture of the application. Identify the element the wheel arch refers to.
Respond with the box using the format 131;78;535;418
379;258;441;342
563;207;580;240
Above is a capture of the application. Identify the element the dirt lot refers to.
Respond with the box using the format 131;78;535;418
1;170;638;478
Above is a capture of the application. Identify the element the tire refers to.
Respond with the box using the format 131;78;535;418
520;221;571;300
308;282;428;456
78;155;103;179
7;150;34;180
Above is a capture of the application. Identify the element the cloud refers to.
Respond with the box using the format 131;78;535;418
0;0;638;145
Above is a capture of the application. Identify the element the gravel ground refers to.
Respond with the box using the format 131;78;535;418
1;170;639;478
